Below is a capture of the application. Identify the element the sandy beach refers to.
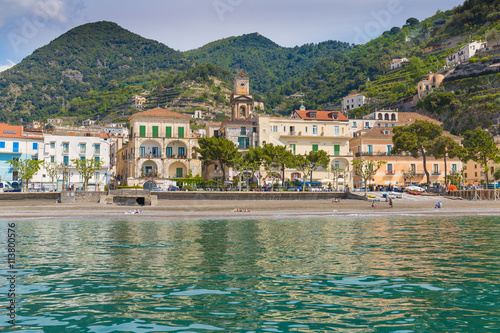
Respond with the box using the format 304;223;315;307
0;192;499;220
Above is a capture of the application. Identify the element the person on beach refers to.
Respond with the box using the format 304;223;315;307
435;201;442;209
371;200;377;208
389;197;393;208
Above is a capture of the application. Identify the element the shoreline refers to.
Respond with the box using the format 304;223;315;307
0;194;499;220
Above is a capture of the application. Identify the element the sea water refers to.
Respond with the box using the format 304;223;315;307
0;216;498;332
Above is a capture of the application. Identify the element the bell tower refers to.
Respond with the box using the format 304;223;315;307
230;71;253;120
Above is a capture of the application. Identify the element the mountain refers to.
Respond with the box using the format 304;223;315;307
0;21;191;123
185;33;352;94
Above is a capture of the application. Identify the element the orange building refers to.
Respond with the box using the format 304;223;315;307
349;113;462;189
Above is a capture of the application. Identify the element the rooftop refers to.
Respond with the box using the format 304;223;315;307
129;107;192;121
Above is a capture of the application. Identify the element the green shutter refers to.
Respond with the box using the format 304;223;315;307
176;168;183;178
152;126;159;138
238;137;244;149
166;126;172;138
139;126;146;137
291;144;296;155
334;145;340;156
178;127;184;138
312;144;318;152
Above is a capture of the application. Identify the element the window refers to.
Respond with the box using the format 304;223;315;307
433;164;439;174
178;147;185;157
166;147;173;157
238;137;250;149
283;126;286;132
94;156;100;163
50;142;55;149
365;122;370;128
80;143;86;154
241;127;246;135
334;145;340;156
33;142;38;150
140;146;145;157
273;126;278;133
451;164;457;173
0;141;4;148
13;142;19;153
334;126;339;136
386;145;392;155
367;145;373;154
50;156;55;163
313;125;318;135
62;142;69;154
334;161;340;168
312;144;318;152
80;156;85;161
352;121;357;128
305;127;308;133
94;144;100;154
290;144;296;155
95;172;100;181
178;127;184;138
410;163;416;173
166;126;172;138
63;155;69;166
387;163;393;174
139;125;146;137
152;126;159;138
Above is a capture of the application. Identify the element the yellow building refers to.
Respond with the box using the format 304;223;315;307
258;107;353;187
116;107;202;187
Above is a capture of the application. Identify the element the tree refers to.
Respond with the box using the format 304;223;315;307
462;128;500;186
72;158;104;191
331;165;345;191
232;155;249;191
198;137;240;183
294;154;311;191
44;161;60;191
493;167;500;182
406;56;427;83
261;144;294;191
401;168;416;186
352;159;386;195
392;120;443;185
7;158;43;192
430;136;466;187
243;146;264;191
299;150;330;188
406;17;419;26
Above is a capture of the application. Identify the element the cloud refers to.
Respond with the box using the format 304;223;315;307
0;0;70;28
0;59;16;72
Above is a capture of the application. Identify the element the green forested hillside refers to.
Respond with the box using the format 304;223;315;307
185;33;352;94
0;21;191;123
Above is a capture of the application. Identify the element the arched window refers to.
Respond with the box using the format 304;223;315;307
378;114;383;120
384;113;389;120
391;114;396;121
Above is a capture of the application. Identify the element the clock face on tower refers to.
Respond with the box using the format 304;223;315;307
237;80;248;95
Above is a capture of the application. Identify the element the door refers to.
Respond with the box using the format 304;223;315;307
176;168;183;178
166;147;173;157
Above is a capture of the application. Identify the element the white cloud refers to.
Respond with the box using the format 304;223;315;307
0;0;69;27
0;60;16;72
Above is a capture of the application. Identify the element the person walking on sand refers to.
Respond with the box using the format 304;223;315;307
389;197;393;208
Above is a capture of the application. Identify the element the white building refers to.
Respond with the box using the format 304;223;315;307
342;93;366;112
446;41;487;66
390;58;409;70
33;129;111;191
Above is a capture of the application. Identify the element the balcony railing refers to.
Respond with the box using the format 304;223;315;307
355;152;393;157
385;170;395;175
165;155;188;159
432;171;441;175
140;153;161;159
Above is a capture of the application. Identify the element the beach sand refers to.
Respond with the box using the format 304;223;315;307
0;193;499;220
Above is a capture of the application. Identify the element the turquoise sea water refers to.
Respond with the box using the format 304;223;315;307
0;216;499;332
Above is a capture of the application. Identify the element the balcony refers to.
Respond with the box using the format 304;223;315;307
385;170;395;175
140;153;161;159
432;171;441;176
165;155;188;159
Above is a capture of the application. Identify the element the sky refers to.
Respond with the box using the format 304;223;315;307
0;0;464;72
